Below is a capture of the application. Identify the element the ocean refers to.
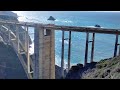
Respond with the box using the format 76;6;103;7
13;11;120;68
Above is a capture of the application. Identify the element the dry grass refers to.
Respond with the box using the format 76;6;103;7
82;56;120;79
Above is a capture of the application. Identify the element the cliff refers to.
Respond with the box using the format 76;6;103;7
55;65;67;79
0;42;27;79
0;11;31;79
0;11;32;44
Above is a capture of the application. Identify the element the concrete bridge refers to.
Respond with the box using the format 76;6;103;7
0;20;120;79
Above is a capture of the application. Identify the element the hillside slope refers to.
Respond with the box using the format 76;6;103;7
0;42;27;79
66;56;120;79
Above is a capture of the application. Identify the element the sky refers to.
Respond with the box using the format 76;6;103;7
13;11;120;13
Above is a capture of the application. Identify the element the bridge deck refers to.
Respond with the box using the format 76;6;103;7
0;20;120;35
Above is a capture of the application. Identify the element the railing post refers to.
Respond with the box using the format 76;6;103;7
61;30;65;78
16;25;20;53
90;33;95;63
84;32;89;66
26;26;31;74
68;31;71;71
114;33;119;57
24;26;27;52
8;27;11;45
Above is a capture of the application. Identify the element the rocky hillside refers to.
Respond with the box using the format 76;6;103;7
0;11;32;44
0;42;27;79
66;56;120;79
55;65;67;79
0;40;66;79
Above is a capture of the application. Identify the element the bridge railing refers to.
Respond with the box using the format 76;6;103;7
0;23;34;79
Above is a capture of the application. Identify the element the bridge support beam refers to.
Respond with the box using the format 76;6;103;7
119;45;120;55
68;31;71;71
84;32;89;66
61;30;65;78
90;33;95;63
34;25;55;79
16;25;20;54
24;26;27;52
114;34;119;57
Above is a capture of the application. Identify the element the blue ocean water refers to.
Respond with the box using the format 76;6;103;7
13;11;120;67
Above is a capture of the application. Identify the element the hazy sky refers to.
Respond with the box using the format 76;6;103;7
13;11;120;13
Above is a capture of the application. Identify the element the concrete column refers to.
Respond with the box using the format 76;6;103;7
114;34;118;57
26;26;30;73
68;31;71;71
119;45;120;55
16;25;20;53
90;33;95;63
84;32;89;66
34;25;55;79
61;31;65;78
24;26;27;52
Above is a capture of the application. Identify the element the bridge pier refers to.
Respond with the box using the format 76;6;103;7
119;45;120;55
24;26;27;52
114;33;119;57
34;25;55;79
68;31;71;71
84;32;95;65
16;25;20;54
61;30;65;78
90;33;95;63
84;32;89;66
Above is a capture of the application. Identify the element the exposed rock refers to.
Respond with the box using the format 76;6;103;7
0;11;32;45
55;65;67;79
0;11;17;19
65;56;120;79
0;42;27;79
95;24;101;28
77;63;83;69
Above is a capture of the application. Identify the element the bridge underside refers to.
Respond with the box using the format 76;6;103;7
0;21;120;79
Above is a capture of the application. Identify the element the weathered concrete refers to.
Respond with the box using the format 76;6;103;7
34;25;55;79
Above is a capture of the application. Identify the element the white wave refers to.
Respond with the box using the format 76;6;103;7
55;55;61;66
29;43;34;55
85;26;104;28
28;42;77;69
55;19;73;23
64;40;69;44
55;55;68;69
55;19;60;22
55;55;80;69
63;20;73;23
18;16;26;21
59;39;69;45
